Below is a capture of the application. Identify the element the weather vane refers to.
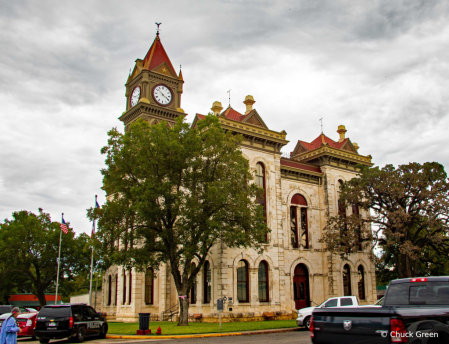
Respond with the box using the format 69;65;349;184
227;89;231;107
155;22;162;35
319;117;323;133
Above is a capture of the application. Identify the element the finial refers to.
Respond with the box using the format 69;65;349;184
180;64;182;70
319;118;323;133
155;22;162;36
227;89;231;107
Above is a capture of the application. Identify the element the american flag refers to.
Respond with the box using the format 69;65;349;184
60;216;68;234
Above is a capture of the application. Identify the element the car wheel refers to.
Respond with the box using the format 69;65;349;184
304;316;311;330
74;327;85;343
39;338;50;344
99;324;108;338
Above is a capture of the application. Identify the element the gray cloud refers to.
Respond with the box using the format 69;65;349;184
1;0;449;233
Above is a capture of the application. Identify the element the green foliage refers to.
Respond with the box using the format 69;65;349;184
0;209;91;305
89;115;268;325
321;162;449;279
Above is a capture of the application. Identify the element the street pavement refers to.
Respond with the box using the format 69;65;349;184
18;330;311;344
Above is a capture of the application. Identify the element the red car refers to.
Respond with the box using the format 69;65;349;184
0;310;38;339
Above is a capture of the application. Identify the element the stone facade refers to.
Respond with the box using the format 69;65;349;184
102;33;376;322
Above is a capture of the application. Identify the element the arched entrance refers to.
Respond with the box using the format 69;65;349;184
293;264;310;310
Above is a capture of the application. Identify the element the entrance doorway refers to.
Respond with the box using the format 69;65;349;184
293;264;310;310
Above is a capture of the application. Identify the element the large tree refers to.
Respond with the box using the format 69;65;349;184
321;162;449;278
0;209;91;305
90;115;267;326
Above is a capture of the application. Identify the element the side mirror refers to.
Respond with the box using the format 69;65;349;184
97;312;102;317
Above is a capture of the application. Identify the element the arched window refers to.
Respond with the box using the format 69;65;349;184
115;275;118;305
237;260;249;303
343;264;352;296
258;261;269;302
108;275;112;306
190;263;197;304
358;265;365;300
145;268;154;305
122;269;126;305
290;194;308;249
129;269;132;304
255;162;267;241
203;261;211;303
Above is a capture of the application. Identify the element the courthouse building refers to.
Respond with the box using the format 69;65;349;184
102;33;377;322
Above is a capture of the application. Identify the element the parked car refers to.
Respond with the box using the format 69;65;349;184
34;303;108;343
358;296;384;308
0;306;34;316
296;296;359;329
0;311;38;339
311;276;449;344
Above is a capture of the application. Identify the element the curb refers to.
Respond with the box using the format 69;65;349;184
106;327;299;340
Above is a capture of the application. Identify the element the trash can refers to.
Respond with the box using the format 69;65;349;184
138;313;151;331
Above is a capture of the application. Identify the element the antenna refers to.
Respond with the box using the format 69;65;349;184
155;22;162;36
227;89;231;107
319;117;323;133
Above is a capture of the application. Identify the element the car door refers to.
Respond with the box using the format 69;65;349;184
88;307;101;335
322;298;338;308
81;306;94;336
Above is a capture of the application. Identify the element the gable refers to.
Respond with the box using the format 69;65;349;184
152;62;178;78
340;140;357;153
241;110;269;129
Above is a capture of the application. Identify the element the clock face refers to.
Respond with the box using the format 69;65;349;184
130;86;141;107
153;84;172;106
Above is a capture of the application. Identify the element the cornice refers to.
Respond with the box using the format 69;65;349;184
295;146;373;167
119;102;185;125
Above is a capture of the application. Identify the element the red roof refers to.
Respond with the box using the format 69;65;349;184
280;159;322;173
143;34;177;76
298;134;348;151
221;107;245;121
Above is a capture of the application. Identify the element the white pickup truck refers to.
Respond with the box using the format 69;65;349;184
296;296;359;329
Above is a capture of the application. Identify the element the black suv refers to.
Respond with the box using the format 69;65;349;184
34;304;107;343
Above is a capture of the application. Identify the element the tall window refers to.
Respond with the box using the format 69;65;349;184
338;180;347;234
145;269;154;305
290;194;308;248
358;265;365;300
237;260;249;303
258;261;269;302
115;275;118;305
255;162;267;241
352;204;362;250
108;275;112;306
122;269;126;305
190;263;197;304
343;264;351;296
129;269;132;304
203;261;211;303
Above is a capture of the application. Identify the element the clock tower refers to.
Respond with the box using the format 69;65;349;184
119;31;185;130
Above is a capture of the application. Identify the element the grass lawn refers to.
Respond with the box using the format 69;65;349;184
108;319;298;335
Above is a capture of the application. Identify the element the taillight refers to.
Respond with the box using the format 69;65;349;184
390;318;407;343
309;317;314;338
33;318;36;329
411;278;427;282
69;317;74;328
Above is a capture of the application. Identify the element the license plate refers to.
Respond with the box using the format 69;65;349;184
49;323;57;327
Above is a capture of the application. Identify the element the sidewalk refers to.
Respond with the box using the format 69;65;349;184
106;327;300;340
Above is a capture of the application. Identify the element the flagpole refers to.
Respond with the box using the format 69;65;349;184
89;195;97;306
55;213;63;305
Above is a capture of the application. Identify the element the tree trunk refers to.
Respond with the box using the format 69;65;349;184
177;292;190;326
36;289;47;307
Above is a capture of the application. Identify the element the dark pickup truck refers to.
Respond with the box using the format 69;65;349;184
311;277;449;344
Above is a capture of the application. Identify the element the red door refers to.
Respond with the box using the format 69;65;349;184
293;264;309;310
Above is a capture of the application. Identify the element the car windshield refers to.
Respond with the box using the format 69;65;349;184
38;306;71;317
385;282;449;306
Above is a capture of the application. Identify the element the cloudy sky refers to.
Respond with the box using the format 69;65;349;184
1;0;448;235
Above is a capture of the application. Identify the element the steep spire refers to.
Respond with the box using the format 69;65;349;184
178;68;183;81
142;33;177;76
